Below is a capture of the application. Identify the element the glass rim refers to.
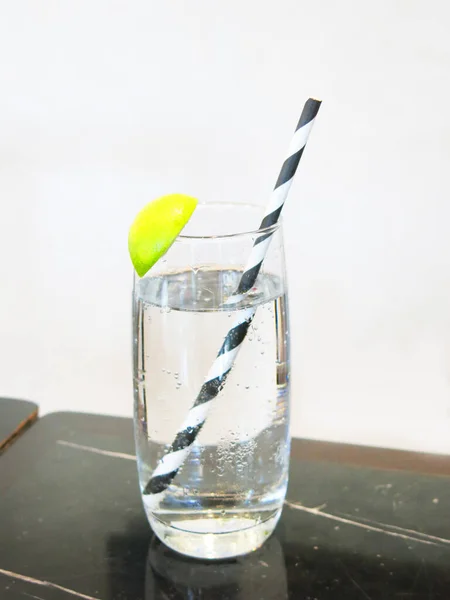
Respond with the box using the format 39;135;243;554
177;201;281;241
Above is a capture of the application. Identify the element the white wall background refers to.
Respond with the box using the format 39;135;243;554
1;1;449;454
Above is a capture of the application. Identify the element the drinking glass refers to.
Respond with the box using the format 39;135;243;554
133;202;290;559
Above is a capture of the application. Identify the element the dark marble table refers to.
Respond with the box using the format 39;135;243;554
0;412;449;599
0;397;38;454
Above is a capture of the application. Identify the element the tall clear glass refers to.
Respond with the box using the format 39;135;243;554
133;203;290;560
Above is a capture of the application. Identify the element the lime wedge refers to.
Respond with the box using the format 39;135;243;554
128;193;198;277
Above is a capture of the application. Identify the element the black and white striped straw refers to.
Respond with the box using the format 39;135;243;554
143;98;321;502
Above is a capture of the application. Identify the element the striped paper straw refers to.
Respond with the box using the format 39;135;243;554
143;98;321;501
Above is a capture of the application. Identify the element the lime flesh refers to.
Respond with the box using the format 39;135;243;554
128;193;198;277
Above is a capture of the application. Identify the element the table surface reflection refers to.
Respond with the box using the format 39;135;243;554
0;412;449;599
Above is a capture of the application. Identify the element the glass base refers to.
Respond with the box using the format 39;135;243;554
148;509;282;560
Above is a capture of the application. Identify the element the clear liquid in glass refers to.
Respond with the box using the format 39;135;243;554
133;268;290;559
